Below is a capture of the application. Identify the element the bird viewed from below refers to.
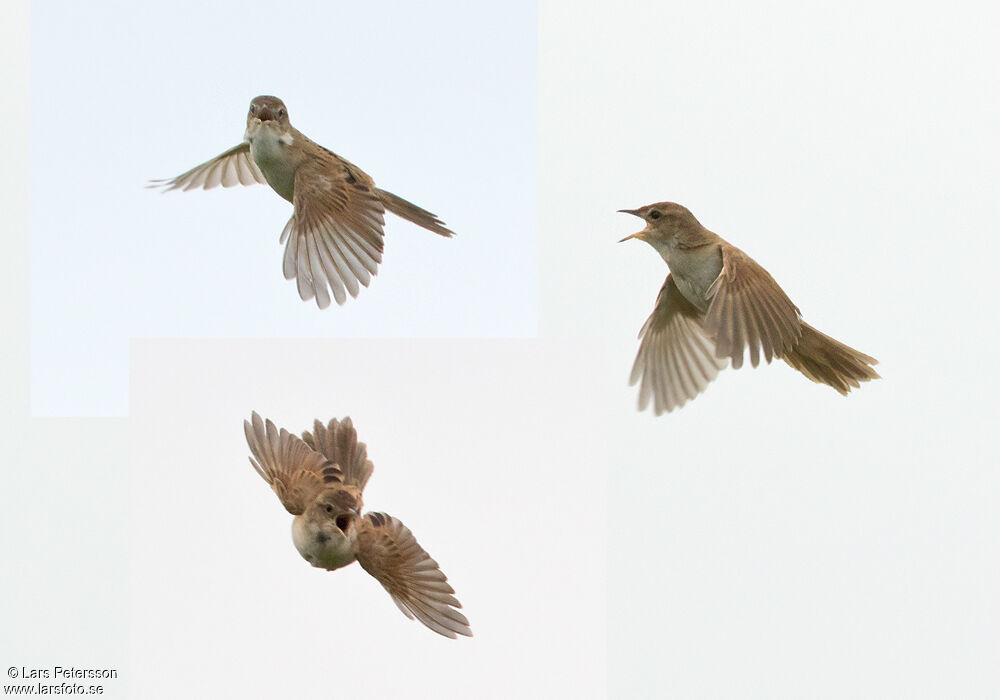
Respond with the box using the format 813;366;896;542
243;411;472;639
151;95;455;308
619;202;879;414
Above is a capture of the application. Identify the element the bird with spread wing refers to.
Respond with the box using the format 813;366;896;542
152;95;454;308
620;202;879;414
243;411;471;638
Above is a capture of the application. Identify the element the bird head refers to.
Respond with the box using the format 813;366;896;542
293;488;362;570
618;202;701;245
247;95;290;126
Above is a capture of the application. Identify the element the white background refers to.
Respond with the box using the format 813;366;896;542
539;1;1000;697
127;340;609;699
5;0;1000;698
30;0;538;416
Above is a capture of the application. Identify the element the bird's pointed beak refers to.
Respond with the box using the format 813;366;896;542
618;209;645;242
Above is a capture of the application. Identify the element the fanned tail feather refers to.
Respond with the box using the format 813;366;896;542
781;322;880;395
377;188;455;237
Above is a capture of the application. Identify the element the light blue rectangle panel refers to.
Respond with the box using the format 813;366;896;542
30;0;538;416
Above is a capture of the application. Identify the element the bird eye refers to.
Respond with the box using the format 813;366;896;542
324;504;334;514
649;210;661;220
278;108;286;118
335;514;351;531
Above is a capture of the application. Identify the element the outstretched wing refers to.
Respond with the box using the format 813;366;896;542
283;151;386;308
703;245;802;369
243;411;342;515
631;275;727;414
150;142;268;191
301;417;374;493
356;512;471;639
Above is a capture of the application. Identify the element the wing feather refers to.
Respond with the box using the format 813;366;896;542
631;275;728;414
283;152;386;308
356;513;471;639
243;411;341;515
301;417;374;493
704;245;802;367
150;142;267;192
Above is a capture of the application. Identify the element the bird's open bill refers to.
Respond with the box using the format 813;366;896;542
620;200;880;414
150;95;455;309
244;412;472;638
618;209;645;242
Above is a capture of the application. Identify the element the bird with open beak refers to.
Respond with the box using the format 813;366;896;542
244;412;472;639
619;202;879;414
152;96;454;309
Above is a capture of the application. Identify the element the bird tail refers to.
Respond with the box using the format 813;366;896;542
781;322;880;395
376;188;455;237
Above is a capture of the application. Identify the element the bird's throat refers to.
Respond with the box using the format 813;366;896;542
247;122;297;202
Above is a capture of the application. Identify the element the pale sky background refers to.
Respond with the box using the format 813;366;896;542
6;1;1000;699
540;1;1000;697
127;340;610;699
30;0;538;417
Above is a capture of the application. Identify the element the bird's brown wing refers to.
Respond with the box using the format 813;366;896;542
631;275;728;414
356;512;471;639
285;151;386;308
703;245;802;369
301;417;374;493
149;142;268;191
243;411;343;515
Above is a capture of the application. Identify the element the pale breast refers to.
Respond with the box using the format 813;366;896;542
247;123;297;202
291;517;356;571
652;239;723;311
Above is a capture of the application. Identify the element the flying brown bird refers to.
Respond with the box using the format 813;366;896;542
152;95;454;308
620;202;879;414
244;411;471;638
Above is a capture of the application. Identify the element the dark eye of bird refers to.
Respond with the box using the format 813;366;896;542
649;210;661;220
335;515;351;531
278;108;286;118
324;504;334;514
